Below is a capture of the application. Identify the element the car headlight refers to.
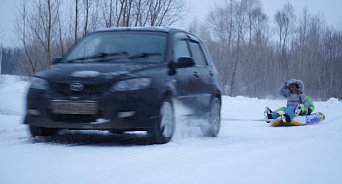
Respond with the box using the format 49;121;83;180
30;77;49;90
110;78;152;92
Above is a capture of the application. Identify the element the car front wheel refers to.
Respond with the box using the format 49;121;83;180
148;99;175;144
29;125;59;137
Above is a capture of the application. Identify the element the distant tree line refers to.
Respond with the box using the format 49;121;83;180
190;0;342;100
1;0;341;100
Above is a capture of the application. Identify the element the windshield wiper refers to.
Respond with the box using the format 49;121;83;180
65;51;128;63
95;51;129;62
128;52;161;60
98;51;128;58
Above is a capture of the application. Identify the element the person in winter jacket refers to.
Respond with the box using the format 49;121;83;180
266;79;311;123
267;96;314;116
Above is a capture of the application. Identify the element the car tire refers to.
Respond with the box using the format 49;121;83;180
148;99;175;144
202;98;221;137
29;125;59;137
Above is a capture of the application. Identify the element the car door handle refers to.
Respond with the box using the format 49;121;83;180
193;72;199;78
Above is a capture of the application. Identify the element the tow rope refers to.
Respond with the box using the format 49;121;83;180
221;118;265;121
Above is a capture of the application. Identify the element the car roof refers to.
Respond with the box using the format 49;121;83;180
94;27;188;34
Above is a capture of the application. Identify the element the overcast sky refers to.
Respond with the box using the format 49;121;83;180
1;0;341;47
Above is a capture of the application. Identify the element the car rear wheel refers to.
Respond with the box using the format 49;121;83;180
202;98;221;137
148;99;175;144
29;125;59;137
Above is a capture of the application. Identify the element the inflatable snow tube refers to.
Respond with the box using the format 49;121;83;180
270;112;325;127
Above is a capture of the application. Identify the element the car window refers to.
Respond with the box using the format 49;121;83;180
173;33;191;62
188;40;208;66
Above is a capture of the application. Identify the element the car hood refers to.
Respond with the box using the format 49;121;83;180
36;63;163;83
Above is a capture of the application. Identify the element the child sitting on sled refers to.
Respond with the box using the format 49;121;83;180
266;96;314;115
265;79;312;123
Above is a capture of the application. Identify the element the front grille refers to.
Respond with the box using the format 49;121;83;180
50;114;100;123
52;83;106;95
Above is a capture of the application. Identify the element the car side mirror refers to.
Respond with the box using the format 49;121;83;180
176;57;195;68
52;57;64;65
168;57;195;76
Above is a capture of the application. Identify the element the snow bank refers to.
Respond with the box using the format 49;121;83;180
1;74;342;184
0;75;30;116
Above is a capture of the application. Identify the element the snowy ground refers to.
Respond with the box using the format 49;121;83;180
1;74;342;184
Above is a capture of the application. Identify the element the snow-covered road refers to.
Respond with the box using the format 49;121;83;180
1;75;342;184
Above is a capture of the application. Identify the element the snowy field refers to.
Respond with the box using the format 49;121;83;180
1;74;342;184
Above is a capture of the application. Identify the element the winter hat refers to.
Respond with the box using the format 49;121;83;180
286;79;304;92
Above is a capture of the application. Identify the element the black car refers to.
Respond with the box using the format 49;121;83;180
24;27;221;144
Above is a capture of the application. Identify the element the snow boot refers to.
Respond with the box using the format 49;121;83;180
281;114;291;123
295;104;303;116
264;106;272;119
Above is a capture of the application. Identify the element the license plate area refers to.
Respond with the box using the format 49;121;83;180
50;101;98;115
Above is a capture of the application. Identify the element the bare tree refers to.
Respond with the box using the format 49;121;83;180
147;0;188;26
274;3;296;55
101;0;115;28
15;0;61;75
74;0;80;44
208;0;235;95
100;0;188;27
321;27;342;98
208;0;271;96
15;0;36;75
83;0;90;36
251;7;268;49
30;0;61;68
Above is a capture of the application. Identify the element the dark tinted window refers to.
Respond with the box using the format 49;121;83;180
173;33;191;62
188;41;207;66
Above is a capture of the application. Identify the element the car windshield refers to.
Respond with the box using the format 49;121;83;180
64;31;168;63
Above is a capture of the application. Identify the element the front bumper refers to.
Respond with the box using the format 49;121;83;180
24;88;162;130
24;116;157;130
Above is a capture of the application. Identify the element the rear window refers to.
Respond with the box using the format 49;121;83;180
188;41;208;66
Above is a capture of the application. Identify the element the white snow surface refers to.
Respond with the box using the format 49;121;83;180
1;74;342;184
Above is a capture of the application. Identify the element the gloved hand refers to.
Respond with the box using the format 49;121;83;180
280;82;286;90
302;107;308;115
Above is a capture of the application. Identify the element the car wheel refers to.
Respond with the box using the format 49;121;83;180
29;125;59;137
202;98;221;137
148;99;175;144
